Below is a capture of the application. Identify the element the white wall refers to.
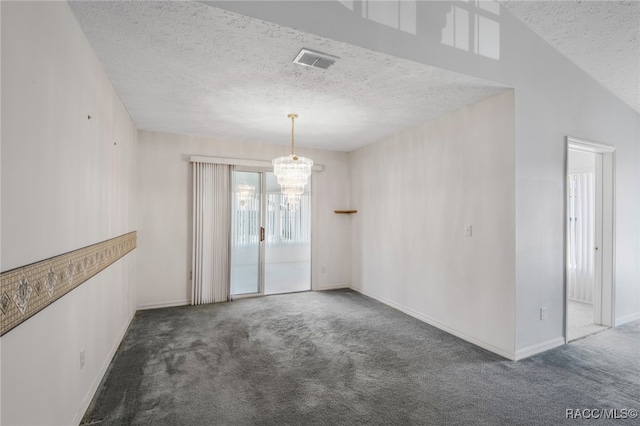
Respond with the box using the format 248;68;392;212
136;130;351;309
1;2;137;425
350;90;516;358
503;17;640;354
217;0;640;358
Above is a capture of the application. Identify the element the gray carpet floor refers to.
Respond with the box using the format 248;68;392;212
82;289;640;425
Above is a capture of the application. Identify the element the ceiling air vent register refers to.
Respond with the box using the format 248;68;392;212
293;48;339;70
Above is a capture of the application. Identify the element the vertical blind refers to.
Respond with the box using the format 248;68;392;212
233;191;261;246
232;192;311;247
192;162;231;304
267;193;311;245
567;172;595;303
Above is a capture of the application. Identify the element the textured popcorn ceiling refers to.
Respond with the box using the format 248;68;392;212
500;0;640;113
69;1;508;152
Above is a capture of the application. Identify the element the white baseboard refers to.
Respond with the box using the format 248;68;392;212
73;310;136;425
514;337;565;361
137;299;190;310
349;286;516;361
314;283;350;291
615;311;640;327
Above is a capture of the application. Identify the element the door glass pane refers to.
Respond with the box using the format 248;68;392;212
231;171;261;295
264;172;311;295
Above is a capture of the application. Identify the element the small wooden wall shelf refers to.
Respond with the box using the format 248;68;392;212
334;210;357;214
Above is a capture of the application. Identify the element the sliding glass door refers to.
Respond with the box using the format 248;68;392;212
264;172;311;295
231;170;311;297
230;171;262;295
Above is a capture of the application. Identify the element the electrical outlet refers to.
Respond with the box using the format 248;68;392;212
540;307;547;320
80;348;85;369
465;225;472;237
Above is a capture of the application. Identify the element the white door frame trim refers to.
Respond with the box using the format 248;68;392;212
565;136;616;343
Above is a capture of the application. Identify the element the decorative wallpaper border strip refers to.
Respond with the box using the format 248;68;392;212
0;231;137;336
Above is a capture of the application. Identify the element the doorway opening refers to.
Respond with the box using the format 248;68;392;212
230;169;312;297
566;137;615;342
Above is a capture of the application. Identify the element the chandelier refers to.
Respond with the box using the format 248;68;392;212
272;114;313;210
235;183;255;208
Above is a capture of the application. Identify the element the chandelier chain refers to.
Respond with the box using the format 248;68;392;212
288;113;298;158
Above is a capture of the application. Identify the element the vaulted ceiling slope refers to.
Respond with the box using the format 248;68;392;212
499;0;639;113
68;1;508;152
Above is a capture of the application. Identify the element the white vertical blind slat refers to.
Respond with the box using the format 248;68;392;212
192;164;197;305
192;162;231;305
194;163;201;304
